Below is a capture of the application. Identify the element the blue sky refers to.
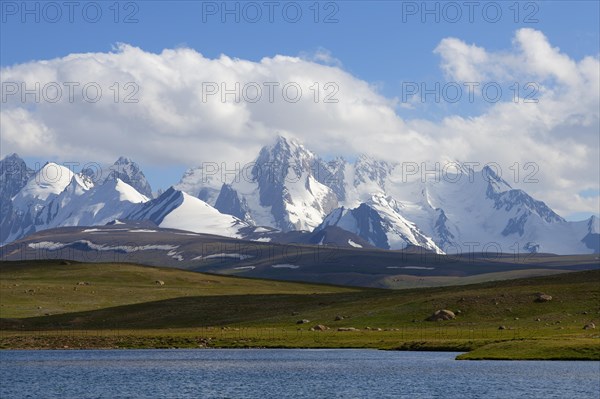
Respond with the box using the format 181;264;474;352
1;1;599;220
3;1;598;117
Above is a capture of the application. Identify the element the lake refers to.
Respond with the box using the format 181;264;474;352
1;349;598;398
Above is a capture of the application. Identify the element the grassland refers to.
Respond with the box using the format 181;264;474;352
1;260;599;360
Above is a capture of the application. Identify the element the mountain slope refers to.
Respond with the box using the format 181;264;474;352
127;188;249;238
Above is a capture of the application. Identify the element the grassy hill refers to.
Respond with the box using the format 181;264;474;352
1;260;599;360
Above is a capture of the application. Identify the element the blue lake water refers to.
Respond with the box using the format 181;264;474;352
1;349;598;398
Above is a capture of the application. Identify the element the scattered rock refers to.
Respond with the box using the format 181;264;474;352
535;318;541;322
498;325;506;330
426;309;456;321
337;327;358;332
334;315;344;321
60;261;71;265
291;312;300;316
77;282;90;286
296;319;310;324
583;323;596;330
514;317;519;320
455;310;462;315
155;280;165;286
312;324;328;331
535;293;552;302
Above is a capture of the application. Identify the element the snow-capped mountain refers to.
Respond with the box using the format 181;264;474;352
214;136;339;232
45;177;148;228
1;139;598;256
1;160;150;244
4;162;76;243
317;163;597;254
127;188;249;238
181;136;598;255
102;156;153;198
317;194;444;253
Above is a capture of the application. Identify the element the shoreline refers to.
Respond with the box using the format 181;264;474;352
1;334;598;361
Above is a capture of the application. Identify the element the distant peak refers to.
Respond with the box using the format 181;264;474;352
2;153;22;162
270;135;305;151
114;156;133;165
259;135;314;162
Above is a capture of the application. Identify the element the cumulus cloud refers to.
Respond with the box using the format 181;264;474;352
0;29;598;218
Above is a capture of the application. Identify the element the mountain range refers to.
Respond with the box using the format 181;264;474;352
1;136;598;255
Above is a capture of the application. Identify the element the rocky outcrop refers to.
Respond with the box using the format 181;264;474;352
426;309;456;321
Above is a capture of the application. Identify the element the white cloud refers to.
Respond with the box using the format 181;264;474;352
1;29;598;218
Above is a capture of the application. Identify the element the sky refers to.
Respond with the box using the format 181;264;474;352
1;0;599;220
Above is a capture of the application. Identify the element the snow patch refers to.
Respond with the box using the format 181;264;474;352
348;239;362;248
271;264;300;269
193;253;254;260
28;241;178;253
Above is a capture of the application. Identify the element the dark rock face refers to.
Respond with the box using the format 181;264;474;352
214;184;251;222
0;154;34;243
105;157;153;198
349;204;390;249
126;187;183;225
433;209;455;249
581;216;599;253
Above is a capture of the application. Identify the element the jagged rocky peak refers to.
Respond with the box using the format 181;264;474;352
105;156;153;198
252;135;317;182
1;153;34;199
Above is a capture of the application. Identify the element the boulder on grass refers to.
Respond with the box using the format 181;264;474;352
296;319;310;324
312;325;328;331
583;323;596;330
426;309;456;321
535;293;552;302
155;280;165;286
